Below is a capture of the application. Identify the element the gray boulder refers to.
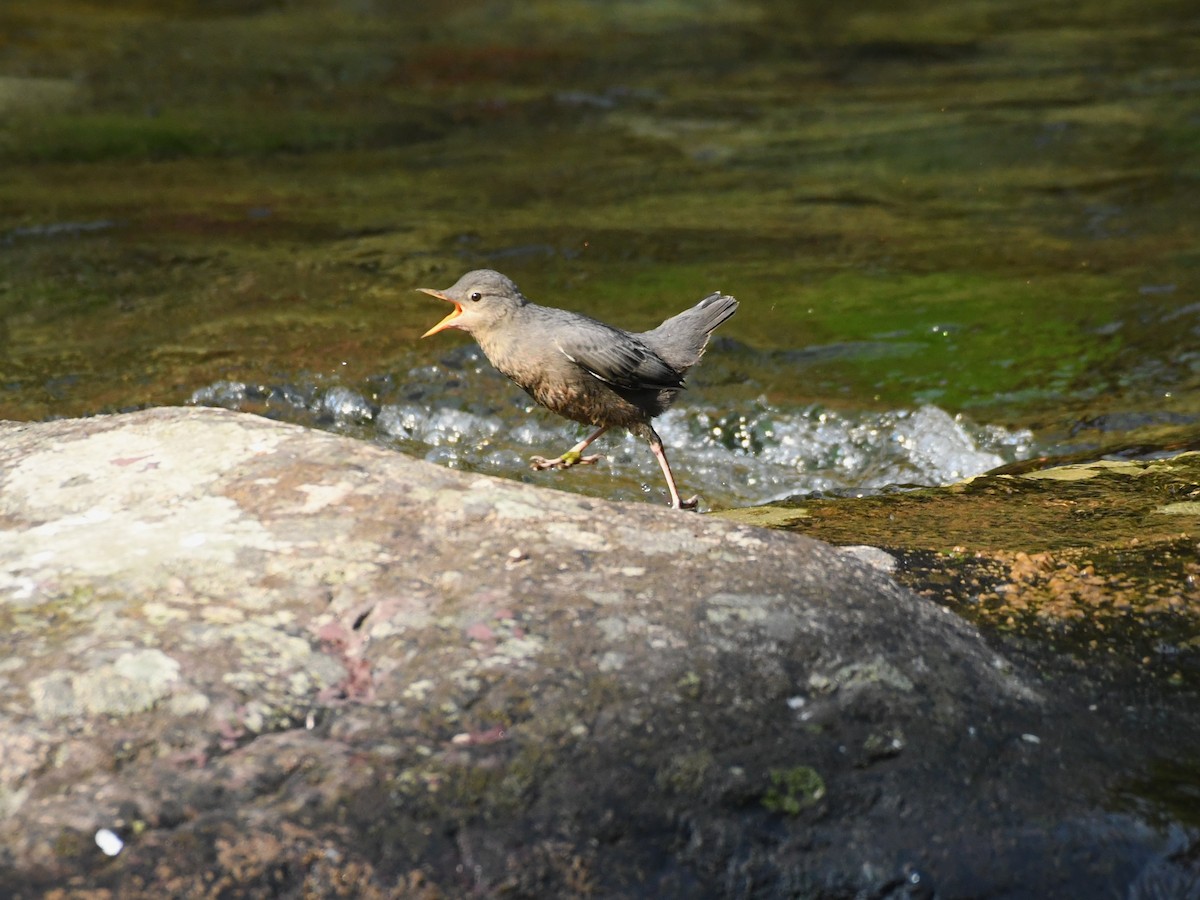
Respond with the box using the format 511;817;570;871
0;408;1194;898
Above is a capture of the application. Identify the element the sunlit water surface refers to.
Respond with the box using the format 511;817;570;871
191;345;1033;509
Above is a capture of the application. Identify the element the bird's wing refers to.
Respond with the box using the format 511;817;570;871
555;327;684;393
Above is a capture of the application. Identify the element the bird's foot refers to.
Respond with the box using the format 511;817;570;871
677;495;700;511
529;450;602;471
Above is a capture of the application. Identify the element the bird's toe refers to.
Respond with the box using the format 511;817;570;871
529;450;603;470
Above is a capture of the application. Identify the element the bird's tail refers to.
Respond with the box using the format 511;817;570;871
640;292;739;373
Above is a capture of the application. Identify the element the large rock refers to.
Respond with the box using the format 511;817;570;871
0;408;1195;898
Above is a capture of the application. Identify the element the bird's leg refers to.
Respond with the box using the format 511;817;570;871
646;427;698;510
530;425;609;471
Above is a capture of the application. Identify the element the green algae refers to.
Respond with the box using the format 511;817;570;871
1118;757;1200;829
721;452;1200;553
762;766;826;816
1;0;1198;456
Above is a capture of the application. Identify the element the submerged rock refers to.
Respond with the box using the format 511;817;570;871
0;408;1196;897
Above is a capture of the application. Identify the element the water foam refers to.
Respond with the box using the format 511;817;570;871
191;376;1032;508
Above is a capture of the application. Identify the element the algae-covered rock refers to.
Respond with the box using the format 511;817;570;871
719;453;1200;688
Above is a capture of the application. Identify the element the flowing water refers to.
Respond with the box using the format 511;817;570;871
188;355;1034;508
2;0;1198;509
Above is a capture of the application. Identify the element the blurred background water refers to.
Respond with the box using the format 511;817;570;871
2;0;1197;508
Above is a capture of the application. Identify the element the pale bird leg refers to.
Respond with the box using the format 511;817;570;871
530;425;610;471
647;428;698;510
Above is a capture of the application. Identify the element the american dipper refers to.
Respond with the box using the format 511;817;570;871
419;269;738;509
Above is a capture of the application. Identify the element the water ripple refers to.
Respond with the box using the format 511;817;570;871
191;372;1033;508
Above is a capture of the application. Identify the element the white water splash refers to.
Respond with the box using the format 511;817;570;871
191;377;1033;508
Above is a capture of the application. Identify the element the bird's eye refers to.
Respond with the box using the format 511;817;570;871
469;291;483;302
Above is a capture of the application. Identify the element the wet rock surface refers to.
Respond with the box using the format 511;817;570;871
1;408;1198;898
721;454;1200;692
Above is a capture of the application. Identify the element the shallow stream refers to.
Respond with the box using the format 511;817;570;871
2;0;1198;509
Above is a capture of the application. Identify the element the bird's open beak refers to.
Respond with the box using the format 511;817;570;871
417;288;463;338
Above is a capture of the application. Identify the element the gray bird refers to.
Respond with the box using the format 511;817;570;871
418;269;738;509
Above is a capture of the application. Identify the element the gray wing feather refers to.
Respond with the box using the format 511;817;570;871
556;329;683;392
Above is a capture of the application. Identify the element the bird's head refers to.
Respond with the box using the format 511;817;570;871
418;269;528;338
